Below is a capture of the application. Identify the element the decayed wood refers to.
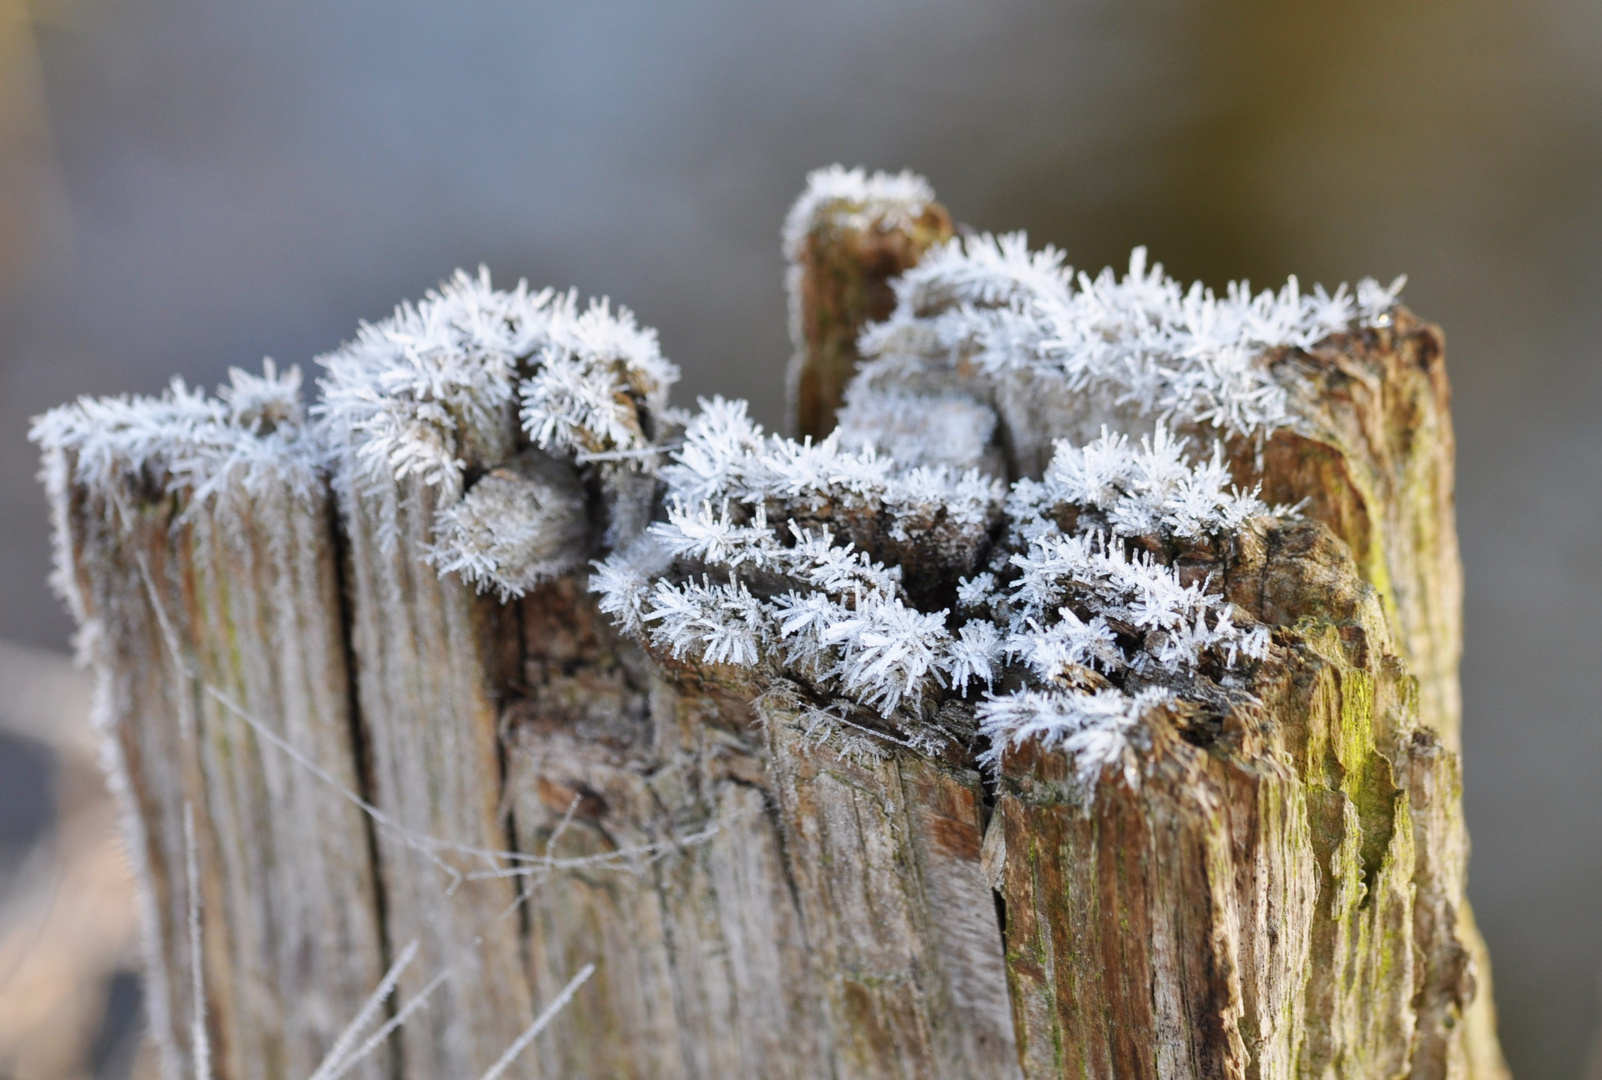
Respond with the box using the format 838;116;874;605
42;428;386;1080
993;520;1469;1078
787;180;1507;1079
40;166;1510;1080
760;683;1020;1079
1237;314;1463;752
501;579;827;1079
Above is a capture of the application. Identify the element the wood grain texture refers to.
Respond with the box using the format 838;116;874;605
335;471;537;1078
501;579;827;1080
994;520;1473;1080
761;685;1021;1080
52;453;386;1080
786;185;953;439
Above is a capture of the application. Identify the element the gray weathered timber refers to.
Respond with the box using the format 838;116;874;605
41;432;387;1080
333;470;538;1078
501;579;827;1079
761;684;1021;1079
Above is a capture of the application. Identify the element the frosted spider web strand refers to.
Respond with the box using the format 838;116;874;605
303;940;421;1080
476;962;597;1080
183;803;212;1080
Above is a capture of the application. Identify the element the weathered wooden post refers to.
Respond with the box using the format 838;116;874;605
35;166;1509;1079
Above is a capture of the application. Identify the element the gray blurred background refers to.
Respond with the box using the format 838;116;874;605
0;0;1598;1076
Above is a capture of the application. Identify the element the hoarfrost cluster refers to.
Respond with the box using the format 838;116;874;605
30;361;322;646
33;167;1372;795
858;234;1406;442
314;266;680;595
592;395;1281;789
781;164;937;264
31;360;321;511
316;266;677;494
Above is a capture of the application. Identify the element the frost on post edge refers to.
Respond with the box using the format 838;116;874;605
313;267;680;598
32;168;1410;795
851;231;1407;471
30;362;323;625
781;164;937;265
593;167;1413;791
592;398;1279;791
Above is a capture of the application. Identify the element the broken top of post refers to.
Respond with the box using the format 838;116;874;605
33;164;1503;1080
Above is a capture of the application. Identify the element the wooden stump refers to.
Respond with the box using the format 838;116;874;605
34;168;1508;1080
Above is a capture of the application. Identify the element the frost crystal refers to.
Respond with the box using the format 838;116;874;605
976;688;1172;791
31;360;321;510
858;235;1406;442
833;385;999;470
424;452;589;601
781;165;936;263
317;267;678;498
30;361;322;641
592;397;1006;721
315;267;679;594
591;393;1282;784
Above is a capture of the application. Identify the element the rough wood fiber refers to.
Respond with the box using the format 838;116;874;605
1240;312;1463;753
760;686;1022;1079
788;184;1506;1078
500;578;827;1080
335;472;537;1077
786;177;954;439
992;520;1473;1080
1230;315;1508;1079
47;449;387;1080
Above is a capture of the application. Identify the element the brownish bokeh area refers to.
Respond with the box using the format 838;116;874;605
1;1;1599;1076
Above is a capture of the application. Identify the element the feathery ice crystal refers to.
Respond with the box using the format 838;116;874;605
781;165;937;264
315;267;679;595
31;360;321;511
857;233;1406;444
32;168;1362;795
592;392;1279;789
30;361;323;648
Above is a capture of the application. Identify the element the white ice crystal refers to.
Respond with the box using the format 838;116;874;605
859;235;1406;441
833;386;998;471
423;454;589;601
657;396;1004;533
589;396;1010;719
592;392;1280;774
781;164;936;263
316;267;678;499
314;266;679;587
30;360;321;511
976;688;1173;792
1032;425;1274;542
30;361;322;647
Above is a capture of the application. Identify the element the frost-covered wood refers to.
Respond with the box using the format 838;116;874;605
33;370;388;1080
786;165;954;439
34;166;1508;1080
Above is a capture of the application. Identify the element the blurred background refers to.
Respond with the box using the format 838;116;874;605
0;0;1598;1076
